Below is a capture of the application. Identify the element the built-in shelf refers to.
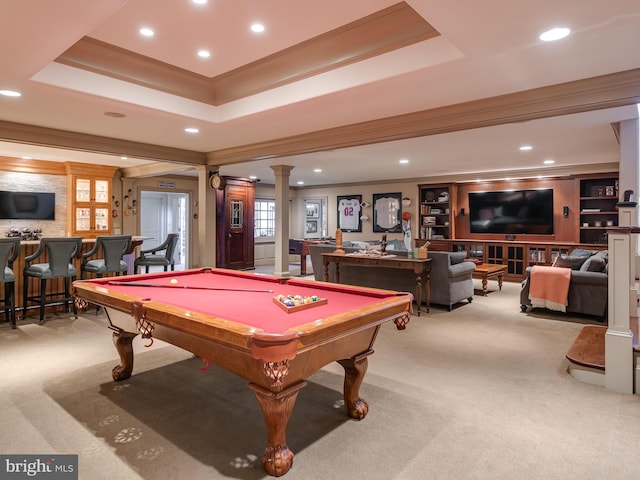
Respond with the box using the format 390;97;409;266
579;175;619;244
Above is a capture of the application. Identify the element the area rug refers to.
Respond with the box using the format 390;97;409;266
37;347;448;479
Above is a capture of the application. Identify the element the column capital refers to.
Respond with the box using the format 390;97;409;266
270;165;294;177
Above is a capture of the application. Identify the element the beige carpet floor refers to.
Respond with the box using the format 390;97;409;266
1;277;640;480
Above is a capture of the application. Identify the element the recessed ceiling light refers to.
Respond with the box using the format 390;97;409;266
197;49;211;58
192;0;207;4
297;181;304;185
251;23;265;33
543;159;555;165
120;156;128;160
519;145;533;151
21;156;32;160
399;159;409;164
0;89;21;97
249;175;257;180
539;27;570;42
184;127;199;133
139;27;155;37
313;168;322;173
104;111;126;118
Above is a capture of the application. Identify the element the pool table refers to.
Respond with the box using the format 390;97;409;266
72;267;412;477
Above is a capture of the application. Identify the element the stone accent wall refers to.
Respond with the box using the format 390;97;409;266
0;171;67;237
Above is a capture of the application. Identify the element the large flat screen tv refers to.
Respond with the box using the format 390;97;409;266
469;189;554;235
0;191;55;220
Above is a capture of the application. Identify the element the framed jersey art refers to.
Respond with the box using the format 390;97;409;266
373;192;402;233
337;194;362;232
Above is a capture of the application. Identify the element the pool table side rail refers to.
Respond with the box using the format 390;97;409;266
73;280;412;355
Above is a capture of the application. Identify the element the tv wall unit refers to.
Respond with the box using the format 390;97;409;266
415;174;615;281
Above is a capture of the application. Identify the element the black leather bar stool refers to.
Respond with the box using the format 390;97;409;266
22;237;82;324
0;238;20;328
134;233;179;273
81;235;132;279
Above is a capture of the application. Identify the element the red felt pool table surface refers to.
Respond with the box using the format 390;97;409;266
72;267;412;477
82;268;401;333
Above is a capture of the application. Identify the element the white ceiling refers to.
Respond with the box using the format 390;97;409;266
1;0;639;185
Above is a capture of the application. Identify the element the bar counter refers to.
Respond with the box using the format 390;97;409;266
9;236;145;316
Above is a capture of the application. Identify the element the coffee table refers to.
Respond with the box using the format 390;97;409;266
472;263;507;296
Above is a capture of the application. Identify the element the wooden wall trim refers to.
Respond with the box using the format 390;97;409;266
454;177;581;243
0;157;66;175
64;162;118;177
208;68;640;165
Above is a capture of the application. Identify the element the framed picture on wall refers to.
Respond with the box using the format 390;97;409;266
306;220;318;234
337;194;362;232
373;192;402;233
306;201;320;219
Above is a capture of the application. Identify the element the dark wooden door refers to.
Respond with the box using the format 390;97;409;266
216;178;255;270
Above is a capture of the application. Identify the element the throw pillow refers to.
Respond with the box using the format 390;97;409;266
449;251;467;265
569;248;595;258
579;256;606;272
553;255;588;270
593;250;608;263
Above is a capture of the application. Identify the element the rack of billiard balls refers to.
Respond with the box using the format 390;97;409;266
273;294;327;313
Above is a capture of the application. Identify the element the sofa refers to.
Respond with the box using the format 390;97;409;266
520;249;608;319
308;242;476;311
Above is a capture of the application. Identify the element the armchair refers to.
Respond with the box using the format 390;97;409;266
134;233;179;273
427;251;476;311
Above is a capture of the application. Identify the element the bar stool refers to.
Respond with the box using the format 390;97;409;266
134;233;179;273
81;235;132;279
0;238;20;328
23;237;82;324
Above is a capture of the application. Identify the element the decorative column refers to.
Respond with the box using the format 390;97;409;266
605;227;633;394
618;118;639;287
197;165;218;268
270;165;294;276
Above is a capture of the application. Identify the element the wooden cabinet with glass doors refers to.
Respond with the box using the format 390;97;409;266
65;162;117;238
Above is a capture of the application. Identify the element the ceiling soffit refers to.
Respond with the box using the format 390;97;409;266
54;2;438;106
208;68;640;165
0;120;206;165
0;69;638;167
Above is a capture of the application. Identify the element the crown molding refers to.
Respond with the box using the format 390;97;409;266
0;120;206;164
55;2;438;106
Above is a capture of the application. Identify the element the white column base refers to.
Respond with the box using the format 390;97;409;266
568;364;605;387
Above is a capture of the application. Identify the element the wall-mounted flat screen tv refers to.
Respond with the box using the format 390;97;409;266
0;191;55;220
469;189;554;235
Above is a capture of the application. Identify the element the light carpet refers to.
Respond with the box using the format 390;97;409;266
1;279;640;480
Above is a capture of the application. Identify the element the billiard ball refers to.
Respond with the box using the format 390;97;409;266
170;278;178;285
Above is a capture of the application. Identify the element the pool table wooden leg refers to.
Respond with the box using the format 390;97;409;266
111;330;138;381
338;350;372;420
250;381;307;477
